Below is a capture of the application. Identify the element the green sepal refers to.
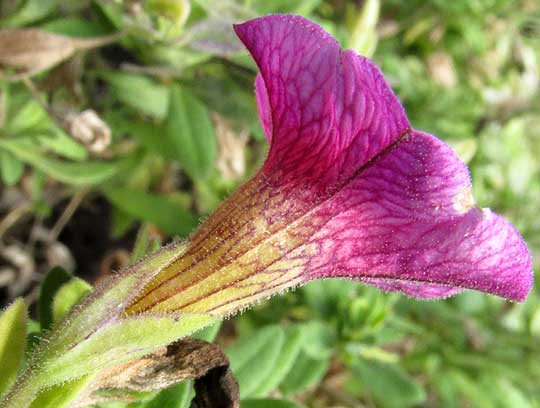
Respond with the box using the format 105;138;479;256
38;312;217;387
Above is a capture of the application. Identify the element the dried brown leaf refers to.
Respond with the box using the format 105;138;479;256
0;29;121;80
74;338;239;408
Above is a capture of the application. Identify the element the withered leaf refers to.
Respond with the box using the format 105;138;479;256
74;338;239;408
0;29;121;80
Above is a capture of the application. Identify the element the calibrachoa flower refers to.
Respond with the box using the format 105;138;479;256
125;15;533;317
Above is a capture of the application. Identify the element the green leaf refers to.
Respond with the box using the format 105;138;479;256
41;17;111;37
250;326;304;397
0;138;135;186
226;325;285;398
165;85;216;180
241;399;306;408
0;298;27;398
0;0;58;28
102;72;170;119
52;278;93;323
144;382;193;408
105;187;198;236
38;267;72;331
0;150;24;186
193;321;222;342
37;130;88;161
279;351;330;397
29;375;94;408
353;360;426;408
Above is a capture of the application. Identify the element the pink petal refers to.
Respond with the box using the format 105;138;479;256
234;15;410;187
301;131;532;301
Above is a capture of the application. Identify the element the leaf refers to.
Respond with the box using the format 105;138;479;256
0;137;136;185
0;150;24;185
28;375;94;408
193;321;222;342
279;351;330;397
52;278;93;323
144;382;193;408
104;188;198;236
0;298;27;398
353;360;426;408
102;72;170;119
38;266;72;331
250;326;304;397
165;85;216;180
241;399;306;408
0;0;58;28
226;325;284;398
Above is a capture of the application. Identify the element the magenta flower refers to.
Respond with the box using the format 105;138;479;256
126;15;532;316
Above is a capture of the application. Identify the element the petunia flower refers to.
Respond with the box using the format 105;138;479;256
3;15;535;406
125;15;533;318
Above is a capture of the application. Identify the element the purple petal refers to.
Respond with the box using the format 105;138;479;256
234;15;410;187
301;131;532;301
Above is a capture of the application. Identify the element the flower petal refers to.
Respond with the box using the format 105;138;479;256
234;15;410;186
301;130;532;301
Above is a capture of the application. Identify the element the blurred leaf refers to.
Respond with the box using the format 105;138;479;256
41;17;111;37
349;0;380;57
0;137;136;185
0;150;24;185
38;266;72;331
279;351;330;396
193;321;222;342
298;320;336;360
143;382;193;408
102;72;170;119
0;298;27;398
0;0;58;28
241;399;306;408
226;325;285;398
250;326;304;398
165;85;216;180
352;360;426;408
52;278;92;323
105;187;198;236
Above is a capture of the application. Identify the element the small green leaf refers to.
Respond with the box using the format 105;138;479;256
0;138;135;186
38;267;72;331
102;72;170;119
0;298;28;398
279;352;330;396
193;321;222;342
250;326;304;397
353;360;426;408
241;399;306;408
165;85;216;180
0;0;58;28
227;325;285;398
52;278;93;323
0;150;24;186
105;187;198;236
29;375;94;408
145;382;193;408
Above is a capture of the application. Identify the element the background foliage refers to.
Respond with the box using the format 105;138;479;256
0;0;539;407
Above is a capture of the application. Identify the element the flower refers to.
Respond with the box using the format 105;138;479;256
125;15;532;317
